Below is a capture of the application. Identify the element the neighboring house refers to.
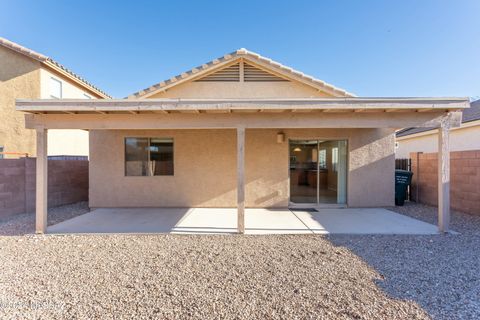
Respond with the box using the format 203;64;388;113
396;100;480;158
0;37;110;158
16;49;469;233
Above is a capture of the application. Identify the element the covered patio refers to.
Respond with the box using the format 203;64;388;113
17;97;467;235
16;49;471;235
47;207;439;235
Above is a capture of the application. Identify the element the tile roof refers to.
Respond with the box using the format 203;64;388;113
128;48;355;99
396;99;479;137
0;37;111;98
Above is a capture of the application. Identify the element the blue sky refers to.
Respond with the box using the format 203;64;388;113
1;0;479;98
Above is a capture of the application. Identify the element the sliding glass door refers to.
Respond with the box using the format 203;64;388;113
289;140;347;205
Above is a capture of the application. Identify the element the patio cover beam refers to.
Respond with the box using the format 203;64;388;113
16;97;469;113
23;111;463;130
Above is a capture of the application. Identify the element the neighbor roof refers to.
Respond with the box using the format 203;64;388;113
396;99;480;137
128;48;355;99
0;37;111;98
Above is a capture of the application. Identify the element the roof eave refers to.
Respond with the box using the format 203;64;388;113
128;49;355;99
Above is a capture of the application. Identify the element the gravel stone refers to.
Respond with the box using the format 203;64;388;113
331;202;480;319
0;202;89;236
0;202;477;319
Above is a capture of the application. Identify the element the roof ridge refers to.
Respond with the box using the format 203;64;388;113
128;49;355;98
0;37;111;98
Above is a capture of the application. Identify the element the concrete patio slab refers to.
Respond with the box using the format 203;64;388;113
292;208;439;235
170;208;237;234
47;207;440;235
48;208;312;234
48;208;194;234
245;208;312;234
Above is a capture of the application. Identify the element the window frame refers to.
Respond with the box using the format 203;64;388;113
124;137;174;177
49;77;63;99
332;147;339;172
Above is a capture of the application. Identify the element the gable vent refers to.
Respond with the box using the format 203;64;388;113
243;62;288;82
195;63;240;82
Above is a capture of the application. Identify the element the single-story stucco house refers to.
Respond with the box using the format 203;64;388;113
16;49;469;234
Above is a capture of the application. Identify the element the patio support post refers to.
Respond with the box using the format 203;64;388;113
437;116;450;233
237;127;245;234
35;128;48;234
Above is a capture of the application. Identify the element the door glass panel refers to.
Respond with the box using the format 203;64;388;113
289;140;318;203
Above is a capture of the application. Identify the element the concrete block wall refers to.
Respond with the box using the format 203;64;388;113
0;158;88;219
410;151;480;215
0;159;27;218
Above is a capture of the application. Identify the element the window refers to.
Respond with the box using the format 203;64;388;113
0;146;3;159
318;149;327;169
125;138;173;176
332;147;338;172
50;77;62;98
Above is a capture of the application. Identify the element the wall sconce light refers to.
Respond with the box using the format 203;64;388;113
277;132;285;143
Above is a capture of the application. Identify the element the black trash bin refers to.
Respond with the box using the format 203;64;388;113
395;170;413;206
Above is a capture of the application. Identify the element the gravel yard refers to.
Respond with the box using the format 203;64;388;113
0;202;89;236
0;202;478;319
331;203;480;319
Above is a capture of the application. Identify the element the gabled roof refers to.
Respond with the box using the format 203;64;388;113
128;48;355;99
396;99;480;137
0;37;111;98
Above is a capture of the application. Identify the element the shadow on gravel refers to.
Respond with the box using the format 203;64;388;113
0;202;89;236
327;203;480;320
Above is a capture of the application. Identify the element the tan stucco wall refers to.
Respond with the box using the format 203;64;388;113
0;45;41;157
395;122;480;158
89;128;394;208
47;129;89;156
0;45;103;157
149;81;333;99
40;68;96;156
40;68;98;99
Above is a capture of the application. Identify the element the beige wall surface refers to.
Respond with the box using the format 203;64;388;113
0;46;100;158
47;129;90;156
396;123;480;158
40;68;95;156
148;81;334;99
0;46;41;157
40;68;97;99
89;128;394;208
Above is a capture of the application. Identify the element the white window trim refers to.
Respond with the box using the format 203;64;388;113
50;77;62;99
